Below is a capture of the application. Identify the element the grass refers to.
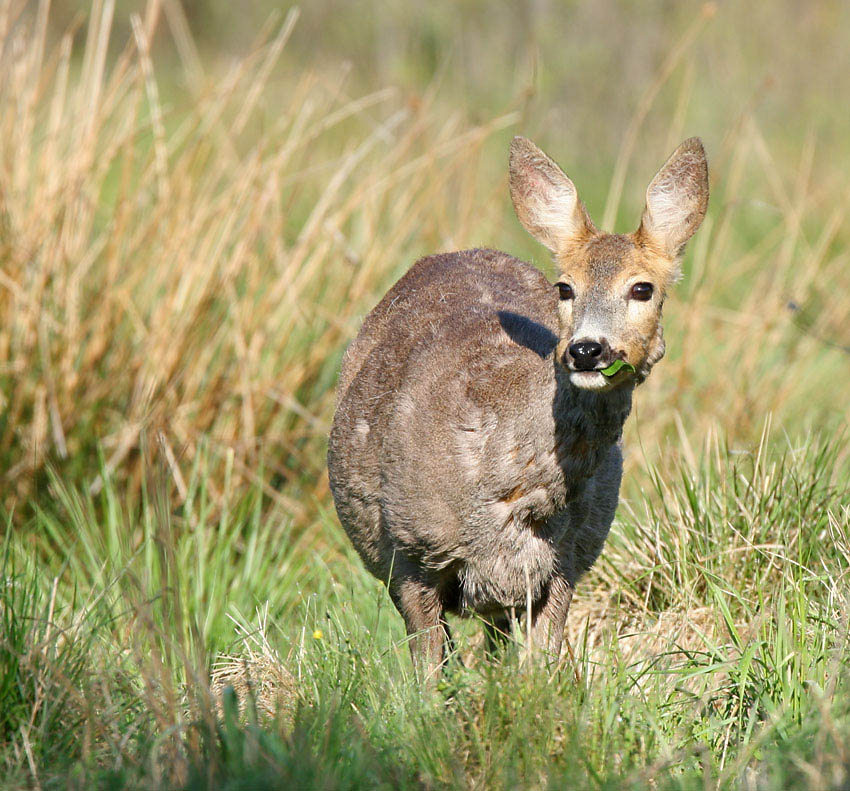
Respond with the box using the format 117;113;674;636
1;0;849;788
3;426;849;788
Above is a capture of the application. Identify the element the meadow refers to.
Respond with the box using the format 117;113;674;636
1;0;849;787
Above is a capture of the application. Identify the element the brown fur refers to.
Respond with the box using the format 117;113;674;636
328;136;708;682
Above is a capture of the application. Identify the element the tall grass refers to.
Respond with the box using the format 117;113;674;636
1;0;849;788
1;0;848;520
0;0;515;514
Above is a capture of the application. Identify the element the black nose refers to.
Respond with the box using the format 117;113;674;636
568;339;604;370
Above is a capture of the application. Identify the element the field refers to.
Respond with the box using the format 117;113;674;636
1;0;850;787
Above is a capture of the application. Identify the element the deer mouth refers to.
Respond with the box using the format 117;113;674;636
569;369;611;390
569;357;636;390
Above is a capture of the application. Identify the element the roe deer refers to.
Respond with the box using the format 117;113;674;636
327;136;708;681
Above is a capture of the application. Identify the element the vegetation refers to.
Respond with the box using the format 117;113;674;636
0;0;848;787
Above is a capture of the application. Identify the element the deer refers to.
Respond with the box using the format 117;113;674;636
327;135;709;682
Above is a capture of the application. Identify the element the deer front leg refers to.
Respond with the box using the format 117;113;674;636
529;575;574;666
391;576;449;684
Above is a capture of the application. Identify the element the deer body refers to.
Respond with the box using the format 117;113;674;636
328;137;708;679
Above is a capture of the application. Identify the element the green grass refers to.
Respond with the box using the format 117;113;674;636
2;428;848;789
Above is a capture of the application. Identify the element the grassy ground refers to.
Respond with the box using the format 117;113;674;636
2;1;850;788
4;426;850;788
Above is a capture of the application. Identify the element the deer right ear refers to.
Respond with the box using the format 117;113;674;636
509;136;595;254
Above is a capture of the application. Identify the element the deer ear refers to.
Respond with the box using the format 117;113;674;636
509;136;595;253
637;137;709;261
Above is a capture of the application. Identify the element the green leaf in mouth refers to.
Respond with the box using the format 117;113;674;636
600;359;636;377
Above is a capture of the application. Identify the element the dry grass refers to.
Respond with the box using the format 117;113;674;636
0;0;515;514
2;1;848;529
210;607;297;724
1;2;849;528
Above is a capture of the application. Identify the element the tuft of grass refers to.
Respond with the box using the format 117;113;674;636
0;3;515;514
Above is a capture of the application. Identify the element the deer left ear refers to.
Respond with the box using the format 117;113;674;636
636;137;709;263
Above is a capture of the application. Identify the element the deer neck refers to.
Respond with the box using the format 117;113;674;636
552;366;634;455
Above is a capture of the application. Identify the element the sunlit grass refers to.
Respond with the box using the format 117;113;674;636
1;2;848;519
2;426;848;788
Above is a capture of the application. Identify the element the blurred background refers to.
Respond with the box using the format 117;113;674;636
46;1;850;152
1;0;849;516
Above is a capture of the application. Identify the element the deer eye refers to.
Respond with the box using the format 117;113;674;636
630;282;653;301
556;282;574;300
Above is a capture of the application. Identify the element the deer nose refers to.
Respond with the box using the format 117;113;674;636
568;339;604;370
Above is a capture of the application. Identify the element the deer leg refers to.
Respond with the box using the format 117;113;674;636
529;576;573;666
391;576;449;684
